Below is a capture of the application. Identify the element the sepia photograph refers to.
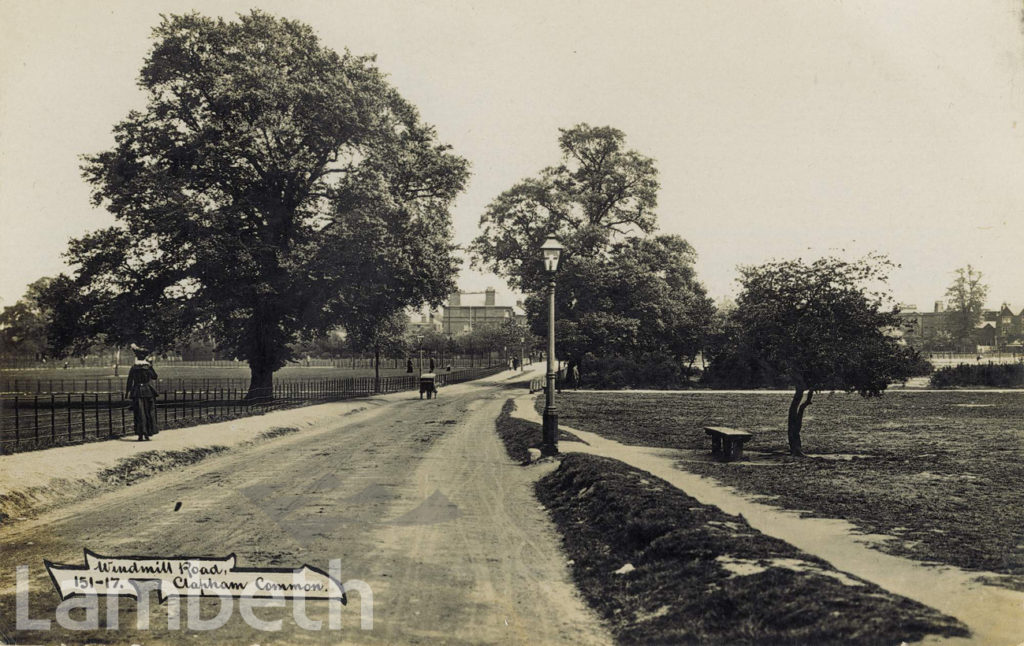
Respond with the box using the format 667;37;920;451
1;1;1022;644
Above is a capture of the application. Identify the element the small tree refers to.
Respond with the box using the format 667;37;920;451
724;256;916;456
345;312;408;390
0;278;55;358
944;265;988;351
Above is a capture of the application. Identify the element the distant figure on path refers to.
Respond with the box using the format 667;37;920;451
407;358;414;373
429;356;435;372
125;343;158;441
570;364;581;390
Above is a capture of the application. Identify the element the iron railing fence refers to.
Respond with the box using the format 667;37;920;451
0;354;512;372
0;357;525;396
0;366;506;454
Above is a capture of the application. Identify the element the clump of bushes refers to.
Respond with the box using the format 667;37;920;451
700;354;790;389
905;352;935;377
930;362;1024;388
575;352;697;390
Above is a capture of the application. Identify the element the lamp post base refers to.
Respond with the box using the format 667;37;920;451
542;407;558;456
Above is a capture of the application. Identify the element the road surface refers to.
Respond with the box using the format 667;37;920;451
0;371;611;645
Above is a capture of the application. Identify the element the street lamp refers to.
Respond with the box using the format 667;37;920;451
541;236;564;456
415;333;424;377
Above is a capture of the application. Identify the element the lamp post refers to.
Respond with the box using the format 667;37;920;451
541;236;564;456
415;334;424;377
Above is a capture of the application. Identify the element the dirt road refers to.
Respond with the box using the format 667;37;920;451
0;372;611;645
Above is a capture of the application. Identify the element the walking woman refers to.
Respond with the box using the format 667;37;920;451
125;343;158;441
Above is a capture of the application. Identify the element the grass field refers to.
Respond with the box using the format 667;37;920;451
540;391;1024;585
533;453;967;645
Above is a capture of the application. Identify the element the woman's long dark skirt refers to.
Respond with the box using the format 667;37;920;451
131;397;157;439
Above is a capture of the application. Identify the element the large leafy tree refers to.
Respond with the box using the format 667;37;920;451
54;11;468;397
471;124;711;376
944;265;988;350
716;256;917;456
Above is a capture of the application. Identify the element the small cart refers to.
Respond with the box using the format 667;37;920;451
419;373;438;399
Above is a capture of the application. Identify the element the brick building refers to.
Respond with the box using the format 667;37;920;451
442;288;526;336
900;301;1024;350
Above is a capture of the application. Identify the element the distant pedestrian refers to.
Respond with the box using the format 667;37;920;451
406;358;414;373
429;356;435;372
570;364;581;390
125;343;158;441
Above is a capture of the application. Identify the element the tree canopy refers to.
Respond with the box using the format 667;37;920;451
711;255;917;455
51;11;468;396
470;124;711;376
469;123;658;293
0;277;54;357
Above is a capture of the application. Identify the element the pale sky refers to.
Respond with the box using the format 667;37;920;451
2;1;1023;312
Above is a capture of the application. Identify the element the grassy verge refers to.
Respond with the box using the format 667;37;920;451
96;446;230;486
0;427;298;523
537;454;968;645
544;391;1024;585
494;399;584;463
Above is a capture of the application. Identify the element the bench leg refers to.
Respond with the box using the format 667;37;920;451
722;438;733;461
711;435;722;457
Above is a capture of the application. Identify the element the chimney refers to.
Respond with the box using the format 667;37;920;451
449;291;461;307
515;300;524;310
934;301;945;313
485;287;496;307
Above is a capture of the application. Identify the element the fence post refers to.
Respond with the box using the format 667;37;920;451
14;395;19;444
80;393;86;440
94;393;99;437
107;393;113;437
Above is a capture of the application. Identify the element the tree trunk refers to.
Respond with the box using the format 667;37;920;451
247;362;274;401
786;388;813;456
244;299;286;401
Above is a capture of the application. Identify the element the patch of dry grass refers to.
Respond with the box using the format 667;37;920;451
544;391;1024;582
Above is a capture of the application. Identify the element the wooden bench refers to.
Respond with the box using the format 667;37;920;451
704;426;753;462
